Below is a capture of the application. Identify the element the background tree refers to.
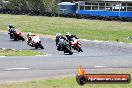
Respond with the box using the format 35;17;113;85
0;0;62;13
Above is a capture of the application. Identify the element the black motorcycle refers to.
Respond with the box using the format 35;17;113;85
56;38;73;55
9;31;14;39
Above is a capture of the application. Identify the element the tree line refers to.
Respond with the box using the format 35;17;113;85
0;0;61;15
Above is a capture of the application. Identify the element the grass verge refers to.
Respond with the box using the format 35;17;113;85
0;14;132;42
0;70;132;88
0;49;45;56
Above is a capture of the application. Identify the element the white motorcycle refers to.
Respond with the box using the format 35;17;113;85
27;36;44;49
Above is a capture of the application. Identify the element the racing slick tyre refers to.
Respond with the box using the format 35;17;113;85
13;37;17;41
39;43;44;49
9;33;14;39
35;47;38;49
65;45;73;55
76;75;86;85
20;36;25;41
77;44;83;52
79;48;83;52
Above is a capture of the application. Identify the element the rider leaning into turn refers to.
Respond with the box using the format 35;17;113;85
26;32;41;45
8;24;15;33
26;32;35;45
56;33;67;46
66;32;78;42
56;33;68;51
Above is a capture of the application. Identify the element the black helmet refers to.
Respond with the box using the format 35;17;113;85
9;24;15;28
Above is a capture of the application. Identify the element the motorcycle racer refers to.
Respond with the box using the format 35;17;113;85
56;33;66;46
66;32;83;52
26;32;35;46
8;24;15;33
55;33;73;54
26;32;44;49
56;33;69;51
66;32;78;42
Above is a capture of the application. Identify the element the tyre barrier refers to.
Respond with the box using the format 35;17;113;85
0;9;131;22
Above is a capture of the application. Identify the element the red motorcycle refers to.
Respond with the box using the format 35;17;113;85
69;37;83;52
13;31;25;41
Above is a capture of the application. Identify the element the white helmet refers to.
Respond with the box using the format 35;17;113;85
66;32;71;36
56;33;61;36
27;32;33;36
9;24;14;28
9;24;12;26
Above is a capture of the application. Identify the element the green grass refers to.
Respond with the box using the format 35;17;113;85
0;14;132;42
0;70;132;88
0;49;45;56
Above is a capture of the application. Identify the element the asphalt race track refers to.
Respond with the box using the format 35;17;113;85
0;32;132;83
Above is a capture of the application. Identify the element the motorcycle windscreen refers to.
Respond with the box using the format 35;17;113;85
32;36;40;42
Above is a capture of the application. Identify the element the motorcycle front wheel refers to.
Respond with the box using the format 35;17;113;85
77;44;83;52
64;45;73;55
20;36;25;41
39;43;44;49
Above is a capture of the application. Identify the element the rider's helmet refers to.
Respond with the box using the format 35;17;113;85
56;33;61;37
66;32;71;37
9;24;14;28
27;32;33;36
9;24;12;26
